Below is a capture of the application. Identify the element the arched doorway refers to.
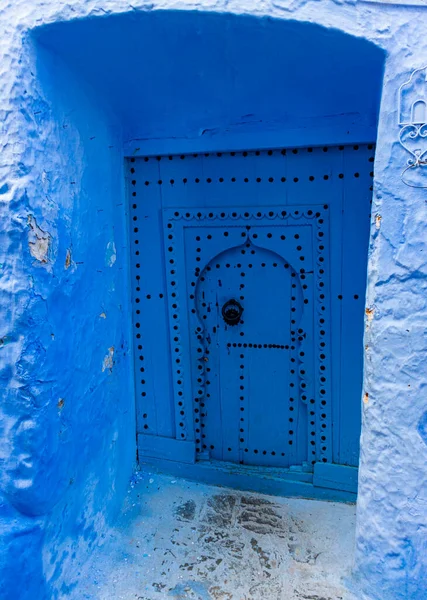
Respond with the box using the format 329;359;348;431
193;237;308;467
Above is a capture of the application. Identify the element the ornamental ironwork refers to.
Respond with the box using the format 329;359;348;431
398;66;427;188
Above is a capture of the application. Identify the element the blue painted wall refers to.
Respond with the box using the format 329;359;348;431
1;2;427;600
0;21;135;600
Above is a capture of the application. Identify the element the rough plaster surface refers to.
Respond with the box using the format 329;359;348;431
0;1;427;599
76;473;357;600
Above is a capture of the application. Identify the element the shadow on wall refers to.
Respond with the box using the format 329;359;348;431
34;10;385;146
0;9;384;600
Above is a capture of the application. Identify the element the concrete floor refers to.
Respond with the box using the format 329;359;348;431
75;471;357;600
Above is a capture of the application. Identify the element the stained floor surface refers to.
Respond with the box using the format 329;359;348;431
75;472;357;600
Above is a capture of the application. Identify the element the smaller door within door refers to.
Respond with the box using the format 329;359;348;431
192;231;309;468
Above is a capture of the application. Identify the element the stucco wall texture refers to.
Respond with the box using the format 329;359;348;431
0;1;427;599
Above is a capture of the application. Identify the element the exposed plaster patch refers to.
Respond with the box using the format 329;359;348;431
375;214;382;229
27;215;51;264
65;247;72;269
57;398;64;410
105;241;116;267
102;346;115;373
365;306;375;321
363;392;369;404
99;312;107;319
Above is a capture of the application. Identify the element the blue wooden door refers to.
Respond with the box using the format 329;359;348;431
128;144;374;493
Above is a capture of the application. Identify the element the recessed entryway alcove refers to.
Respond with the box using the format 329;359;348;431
34;10;384;503
10;7;392;599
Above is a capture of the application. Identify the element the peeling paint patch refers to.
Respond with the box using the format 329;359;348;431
65;248;72;269
363;392;369;405
102;346;115;373
99;312;107;319
27;215;51;264
365;307;375;321
375;214;382;229
57;398;65;410
105;241;116;267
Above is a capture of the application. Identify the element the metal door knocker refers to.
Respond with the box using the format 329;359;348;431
221;299;243;326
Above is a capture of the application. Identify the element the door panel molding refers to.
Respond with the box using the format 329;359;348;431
162;205;332;468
